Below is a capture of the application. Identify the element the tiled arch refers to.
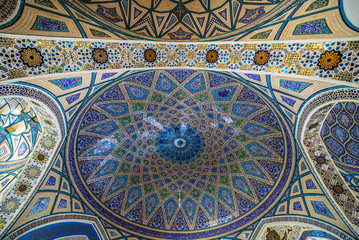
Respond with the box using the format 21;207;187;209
297;87;359;236
0;97;43;203
0;84;66;238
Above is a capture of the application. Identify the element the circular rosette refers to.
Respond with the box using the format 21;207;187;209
206;50;218;63
155;124;205;165
144;49;157;62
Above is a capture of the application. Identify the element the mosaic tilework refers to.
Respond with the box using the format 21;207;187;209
0;37;358;84
31;16;68;32
321;102;359;166
0;0;19;25
5;214;108;240
255;216;352;239
0;85;66;136
0;72;357;239
49;77;82;90
27;198;50;216
254;219;347;240
298;89;359;230
320;102;359;199
306;0;329;12
17;222;99;240
293;19;331;35
67;70;295;239
300;230;340;240
259;224;308;240
280;80;311;93
0;98;42;201
1;0;358;41
155;124;205;165
0;91;62;236
311;200;335;219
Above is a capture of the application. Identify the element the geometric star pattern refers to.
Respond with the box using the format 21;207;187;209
74;70;285;230
74;0;291;40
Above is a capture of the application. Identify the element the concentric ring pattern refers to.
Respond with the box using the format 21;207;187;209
69;70;291;236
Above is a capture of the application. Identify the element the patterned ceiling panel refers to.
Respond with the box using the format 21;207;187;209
3;0;359;41
70;0;298;41
321;102;359;167
1;36;358;85
321;101;359;197
67;70;296;239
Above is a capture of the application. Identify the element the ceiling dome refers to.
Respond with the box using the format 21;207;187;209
72;0;296;41
68;70;294;238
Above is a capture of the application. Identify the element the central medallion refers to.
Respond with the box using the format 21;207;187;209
155;124;205;165
174;138;186;148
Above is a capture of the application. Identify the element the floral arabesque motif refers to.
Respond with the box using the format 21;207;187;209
92;48;108;64
19;47;44;68
14;181;31;196
206;49;219;63
254;50;270;66
144;48;157;63
317;50;342;71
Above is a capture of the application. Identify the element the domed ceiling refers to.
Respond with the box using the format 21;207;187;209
68;70;295;239
54;0;298;40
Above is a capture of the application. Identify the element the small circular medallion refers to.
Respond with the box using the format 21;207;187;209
25;166;40;179
333;185;344;194
318;50;342;70
254;50;270;65
206;49;218;63
174;138;186;148
144;48;157;62
316;156;326;164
